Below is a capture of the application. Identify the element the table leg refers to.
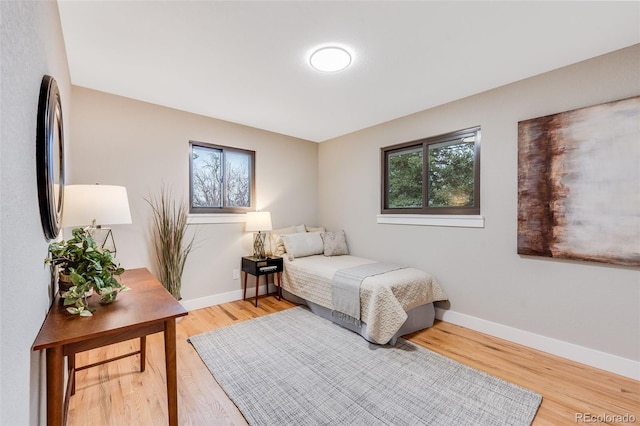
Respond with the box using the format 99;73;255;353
68;353;76;396
254;275;259;307
276;272;282;301
140;336;146;372
164;319;178;426
242;272;247;301
46;345;64;426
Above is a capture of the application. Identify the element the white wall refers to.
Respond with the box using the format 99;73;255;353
318;46;640;369
69;87;318;304
0;1;71;424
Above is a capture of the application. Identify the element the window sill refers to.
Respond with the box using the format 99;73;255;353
376;214;485;228
188;214;246;224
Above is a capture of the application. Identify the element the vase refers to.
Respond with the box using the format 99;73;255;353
58;273;73;296
58;273;93;298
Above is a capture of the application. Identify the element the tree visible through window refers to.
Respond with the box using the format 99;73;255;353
387;147;423;208
190;141;255;213
382;127;480;215
428;140;475;208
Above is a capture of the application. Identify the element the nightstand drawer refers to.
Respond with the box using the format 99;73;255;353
242;256;283;276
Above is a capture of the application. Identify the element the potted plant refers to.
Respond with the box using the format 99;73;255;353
45;225;128;316
146;187;195;300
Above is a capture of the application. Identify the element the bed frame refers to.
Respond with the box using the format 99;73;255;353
282;289;435;345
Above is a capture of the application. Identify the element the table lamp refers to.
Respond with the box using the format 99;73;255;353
62;184;132;255
245;211;272;259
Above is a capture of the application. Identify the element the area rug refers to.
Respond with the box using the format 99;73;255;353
189;307;541;425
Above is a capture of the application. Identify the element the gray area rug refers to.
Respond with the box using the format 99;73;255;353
189;307;541;425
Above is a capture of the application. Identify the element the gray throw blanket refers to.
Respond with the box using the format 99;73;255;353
331;262;405;326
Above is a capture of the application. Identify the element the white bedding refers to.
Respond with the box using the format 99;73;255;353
281;255;447;344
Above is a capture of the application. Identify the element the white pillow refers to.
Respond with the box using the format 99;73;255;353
270;224;306;256
281;232;324;260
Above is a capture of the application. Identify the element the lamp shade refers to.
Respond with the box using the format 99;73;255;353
62;184;132;227
245;211;272;232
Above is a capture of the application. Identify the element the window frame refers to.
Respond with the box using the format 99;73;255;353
189;140;256;214
381;126;481;215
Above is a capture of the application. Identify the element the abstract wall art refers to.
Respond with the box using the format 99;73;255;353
517;96;640;267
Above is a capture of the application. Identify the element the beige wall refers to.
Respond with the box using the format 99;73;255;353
0;1;72;424
318;45;640;363
69;87;318;302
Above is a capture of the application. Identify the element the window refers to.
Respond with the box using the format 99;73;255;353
381;127;480;215
189;141;255;213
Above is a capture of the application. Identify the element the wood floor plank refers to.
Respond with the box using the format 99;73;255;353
66;296;639;425
409;322;640;424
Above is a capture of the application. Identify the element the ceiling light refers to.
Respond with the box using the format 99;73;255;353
309;46;352;72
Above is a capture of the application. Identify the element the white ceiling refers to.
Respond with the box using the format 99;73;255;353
58;1;640;142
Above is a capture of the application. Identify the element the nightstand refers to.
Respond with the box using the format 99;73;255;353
241;256;284;307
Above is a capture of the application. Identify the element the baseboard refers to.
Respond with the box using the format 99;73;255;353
180;284;272;311
435;308;640;381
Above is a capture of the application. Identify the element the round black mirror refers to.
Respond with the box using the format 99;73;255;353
36;75;65;240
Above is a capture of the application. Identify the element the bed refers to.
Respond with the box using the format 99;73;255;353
272;226;448;345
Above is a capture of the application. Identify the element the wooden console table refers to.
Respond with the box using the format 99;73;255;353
32;268;188;426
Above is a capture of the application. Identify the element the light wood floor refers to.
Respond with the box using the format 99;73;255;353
67;296;639;426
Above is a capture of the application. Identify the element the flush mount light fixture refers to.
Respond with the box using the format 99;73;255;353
309;46;352;72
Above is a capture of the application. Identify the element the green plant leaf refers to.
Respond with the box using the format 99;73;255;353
100;291;117;304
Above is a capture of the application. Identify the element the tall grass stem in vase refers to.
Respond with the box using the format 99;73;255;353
146;187;195;300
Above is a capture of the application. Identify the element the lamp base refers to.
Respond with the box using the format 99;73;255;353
92;226;117;256
253;231;266;259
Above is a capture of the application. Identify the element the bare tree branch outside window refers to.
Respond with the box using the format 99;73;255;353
192;146;222;208
190;141;255;213
225;151;250;207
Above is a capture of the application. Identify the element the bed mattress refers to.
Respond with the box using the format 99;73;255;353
281;255;447;344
